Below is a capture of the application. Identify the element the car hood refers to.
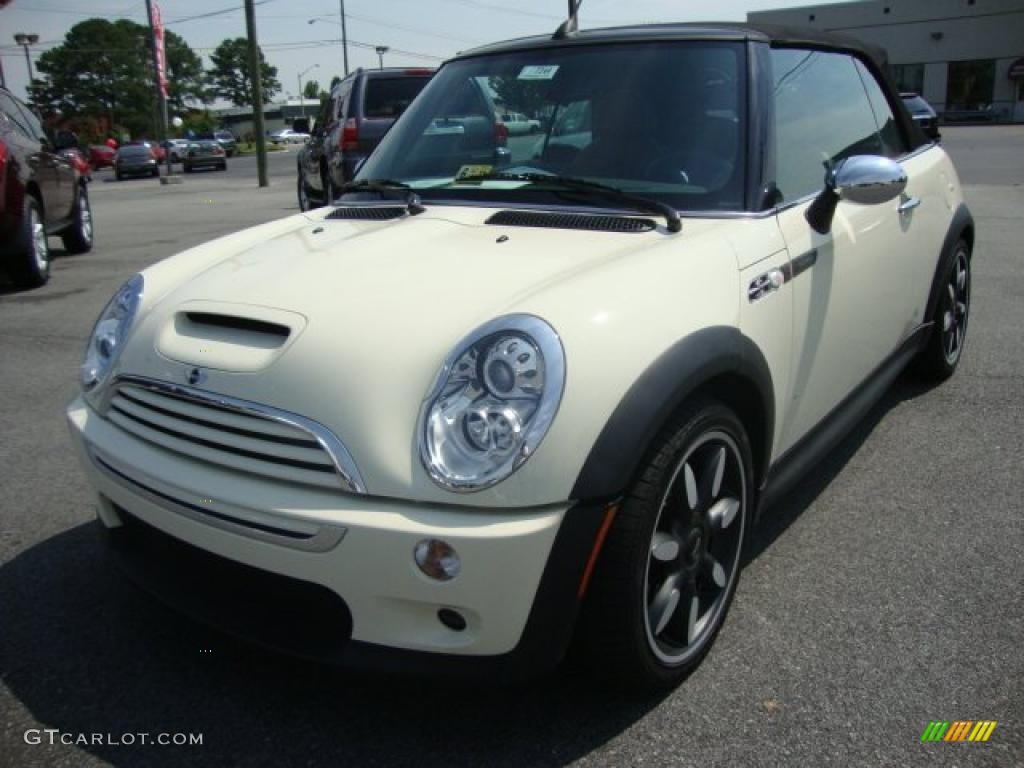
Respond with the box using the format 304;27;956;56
118;205;736;505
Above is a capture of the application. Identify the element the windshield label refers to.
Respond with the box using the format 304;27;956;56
518;65;559;81
456;164;493;181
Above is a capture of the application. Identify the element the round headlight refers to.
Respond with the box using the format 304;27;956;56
419;315;565;492
81;274;144;391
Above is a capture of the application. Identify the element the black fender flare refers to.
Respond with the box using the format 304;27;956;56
923;203;974;328
570;326;775;502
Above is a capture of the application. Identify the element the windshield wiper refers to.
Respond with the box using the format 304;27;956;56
460;172;681;233
337;179;425;215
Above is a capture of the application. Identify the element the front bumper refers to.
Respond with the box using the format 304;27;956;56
67;395;602;674
184;156;225;167
117;163;158;175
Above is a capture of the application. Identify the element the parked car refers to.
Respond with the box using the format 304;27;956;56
89;144;116;169
182;139;226;172
269;128;310;145
68;24;973;689
499;111;541;135
163;138;191;163
296;67;434;209
213;130;237;157
0;87;93;287
114;144;160;180
900;92;941;141
127;140;165;162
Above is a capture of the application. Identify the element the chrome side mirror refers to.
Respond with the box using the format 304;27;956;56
806;155;908;234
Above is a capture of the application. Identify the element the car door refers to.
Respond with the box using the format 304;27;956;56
323;79;352;191
768;48;926;454
14;99;75;221
0;93;59;224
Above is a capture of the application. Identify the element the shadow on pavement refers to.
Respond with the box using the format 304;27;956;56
0;373;936;766
745;373;939;564
0;523;666;766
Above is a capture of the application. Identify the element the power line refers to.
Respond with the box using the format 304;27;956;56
166;0;279;26
306;11;483;46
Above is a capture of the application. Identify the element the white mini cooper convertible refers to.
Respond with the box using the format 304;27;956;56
68;22;973;688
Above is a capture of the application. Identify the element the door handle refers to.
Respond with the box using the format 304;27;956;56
898;196;921;213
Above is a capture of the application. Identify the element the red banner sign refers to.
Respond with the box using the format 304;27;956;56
153;0;168;98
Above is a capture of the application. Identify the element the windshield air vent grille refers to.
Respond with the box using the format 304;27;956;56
325;206;407;221
485;210;656;233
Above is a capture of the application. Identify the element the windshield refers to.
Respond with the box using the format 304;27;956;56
119;146;151;157
364;76;432;119
356;41;747;212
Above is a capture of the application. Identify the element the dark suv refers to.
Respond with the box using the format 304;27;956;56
0;87;93;287
296;67;434;209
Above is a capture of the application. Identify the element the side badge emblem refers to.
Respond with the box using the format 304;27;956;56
188;367;205;386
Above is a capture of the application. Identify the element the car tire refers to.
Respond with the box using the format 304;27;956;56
152;167;160;178
10;195;51;288
115;170;123;181
219;162;227;171
61;184;94;255
913;238;971;381
183;164;192;173
577;398;753;689
297;170;316;211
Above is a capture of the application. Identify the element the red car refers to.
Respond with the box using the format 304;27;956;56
89;144;116;169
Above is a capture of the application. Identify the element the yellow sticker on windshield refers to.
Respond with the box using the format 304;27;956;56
456;164;493;181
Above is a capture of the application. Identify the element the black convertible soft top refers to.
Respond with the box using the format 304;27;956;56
454;22;889;70
453;21;926;150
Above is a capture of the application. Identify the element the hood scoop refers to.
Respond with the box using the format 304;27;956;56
185;312;290;341
156;302;306;372
485;210;656;233
325;206;407;221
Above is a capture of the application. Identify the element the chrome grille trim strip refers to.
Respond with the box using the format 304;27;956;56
112;375;367;494
89;448;347;552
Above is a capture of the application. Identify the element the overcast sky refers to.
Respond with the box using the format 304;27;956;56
0;0;850;106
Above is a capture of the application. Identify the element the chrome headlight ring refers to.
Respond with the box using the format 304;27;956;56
81;273;144;393
419;314;566;492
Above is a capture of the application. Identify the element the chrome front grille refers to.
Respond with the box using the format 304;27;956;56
106;377;365;493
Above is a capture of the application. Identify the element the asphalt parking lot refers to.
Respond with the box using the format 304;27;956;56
1;128;1021;767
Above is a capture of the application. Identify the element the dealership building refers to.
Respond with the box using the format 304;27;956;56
749;0;1024;122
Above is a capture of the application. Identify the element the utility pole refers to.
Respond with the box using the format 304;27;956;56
244;0;268;187
340;0;349;75
375;46;389;70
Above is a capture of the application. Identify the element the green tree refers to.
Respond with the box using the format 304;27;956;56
488;75;549;118
208;38;280;107
302;79;321;99
329;75;342;90
34;19;207;137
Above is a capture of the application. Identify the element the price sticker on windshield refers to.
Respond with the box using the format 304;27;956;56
518;65;560;81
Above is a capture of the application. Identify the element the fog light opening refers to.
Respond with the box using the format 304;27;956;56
414;538;461;581
437;608;467;632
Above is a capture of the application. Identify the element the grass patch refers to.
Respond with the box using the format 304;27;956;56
235;142;287;155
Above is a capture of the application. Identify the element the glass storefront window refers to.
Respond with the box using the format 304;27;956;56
946;59;995;110
892;63;925;94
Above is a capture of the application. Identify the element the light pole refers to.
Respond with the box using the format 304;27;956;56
339;0;349;76
297;63;319;118
375;45;389;70
13;33;38;98
308;5;348;76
